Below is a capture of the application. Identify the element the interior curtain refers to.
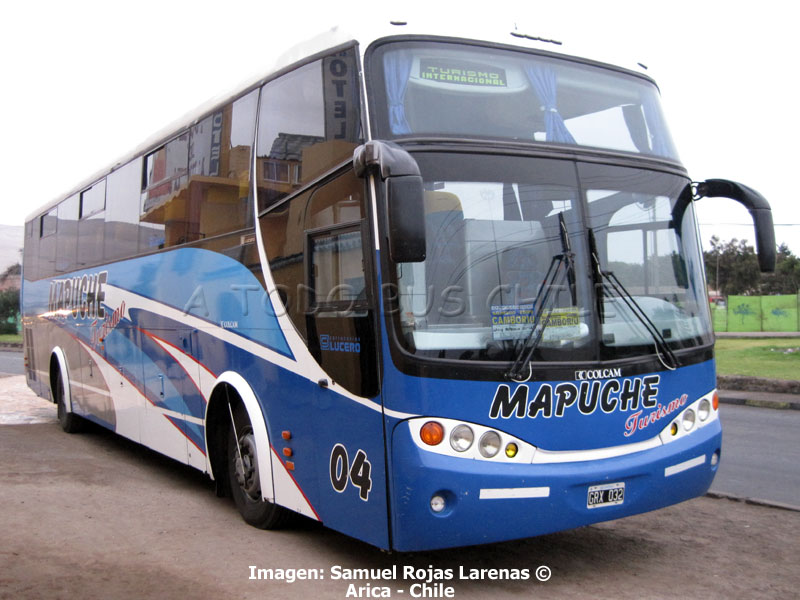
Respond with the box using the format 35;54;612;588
524;64;576;144
384;51;413;135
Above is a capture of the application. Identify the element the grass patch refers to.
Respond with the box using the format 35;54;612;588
714;338;800;381
0;333;22;345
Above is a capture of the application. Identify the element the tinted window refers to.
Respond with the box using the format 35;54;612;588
309;225;366;309
141;90;259;249
77;180;105;269
106;159;143;261
259;168;375;396
23;221;38;281
260;169;367;339
369;41;679;161
37;208;58;278
40;209;57;238
256;48;361;210
55;195;79;273
80;181;106;218
141;133;189;246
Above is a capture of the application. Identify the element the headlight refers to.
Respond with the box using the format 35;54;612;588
449;424;474;452
698;399;711;421
478;431;502;458
682;409;696;431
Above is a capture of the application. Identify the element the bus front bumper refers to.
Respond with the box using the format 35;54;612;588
389;420;721;551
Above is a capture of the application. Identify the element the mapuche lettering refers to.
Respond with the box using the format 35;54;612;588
489;376;661;420
48;271;107;320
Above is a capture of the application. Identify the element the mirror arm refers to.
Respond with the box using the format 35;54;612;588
353;140;421;180
353;141;426;264
690;179;776;273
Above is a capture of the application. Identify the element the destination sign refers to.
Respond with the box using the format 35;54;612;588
419;58;507;87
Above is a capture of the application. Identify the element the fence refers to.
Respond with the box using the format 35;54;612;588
712;294;800;332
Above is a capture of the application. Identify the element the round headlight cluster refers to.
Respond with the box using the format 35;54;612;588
666;395;717;440
418;421;521;461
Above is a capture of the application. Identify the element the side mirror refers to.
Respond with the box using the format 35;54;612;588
353;141;426;263
674;179;776;272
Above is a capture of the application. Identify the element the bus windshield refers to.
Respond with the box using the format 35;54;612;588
392;152;713;363
370;40;679;161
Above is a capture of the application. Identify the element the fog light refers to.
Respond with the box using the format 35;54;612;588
430;495;446;513
449;424;474;452
420;421;444;446
698;399;711;421
479;431;501;458
682;409;696;431
505;442;518;458
711;451;720;467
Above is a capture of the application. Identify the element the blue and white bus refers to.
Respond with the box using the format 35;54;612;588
22;21;775;551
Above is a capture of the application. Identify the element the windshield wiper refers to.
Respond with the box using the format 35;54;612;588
587;228;604;324
597;268;679;371
506;213;574;382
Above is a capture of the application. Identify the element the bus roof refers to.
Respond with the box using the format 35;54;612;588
28;18;654;223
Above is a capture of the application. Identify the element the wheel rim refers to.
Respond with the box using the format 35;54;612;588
233;431;260;502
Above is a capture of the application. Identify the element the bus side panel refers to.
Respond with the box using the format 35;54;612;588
187;315;391;548
23;247;391;548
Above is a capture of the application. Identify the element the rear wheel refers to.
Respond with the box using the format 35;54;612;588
227;403;292;529
53;368;83;434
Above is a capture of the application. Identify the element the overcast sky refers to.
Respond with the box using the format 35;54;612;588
2;0;796;253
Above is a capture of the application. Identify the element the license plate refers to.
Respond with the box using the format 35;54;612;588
587;482;625;509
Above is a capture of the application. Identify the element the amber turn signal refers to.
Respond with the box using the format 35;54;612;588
420;421;444;446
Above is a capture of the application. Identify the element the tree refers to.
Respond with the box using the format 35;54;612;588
703;236;760;296
760;243;800;294
0;288;19;334
704;238;800;296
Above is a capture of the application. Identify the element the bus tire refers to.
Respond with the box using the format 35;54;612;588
227;403;291;529
53;368;83;434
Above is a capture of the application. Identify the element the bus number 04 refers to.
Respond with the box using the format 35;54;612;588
329;444;372;501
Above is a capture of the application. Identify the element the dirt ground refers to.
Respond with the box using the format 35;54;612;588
1;383;799;599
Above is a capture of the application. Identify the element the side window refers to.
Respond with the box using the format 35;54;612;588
140;90;259;251
191;89;259;248
77;180;106;269
256;47;361;211
260;188;313;339
308;225;366;311
140;133;189;247
38;207;58;278
40;208;57;238
55;196;79;273
105;158;143;261
23;220;38;281
80;180;106;218
260;168;376;397
306;172;367;311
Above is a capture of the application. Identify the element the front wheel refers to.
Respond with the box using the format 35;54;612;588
54;369;83;434
227;404;292;529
